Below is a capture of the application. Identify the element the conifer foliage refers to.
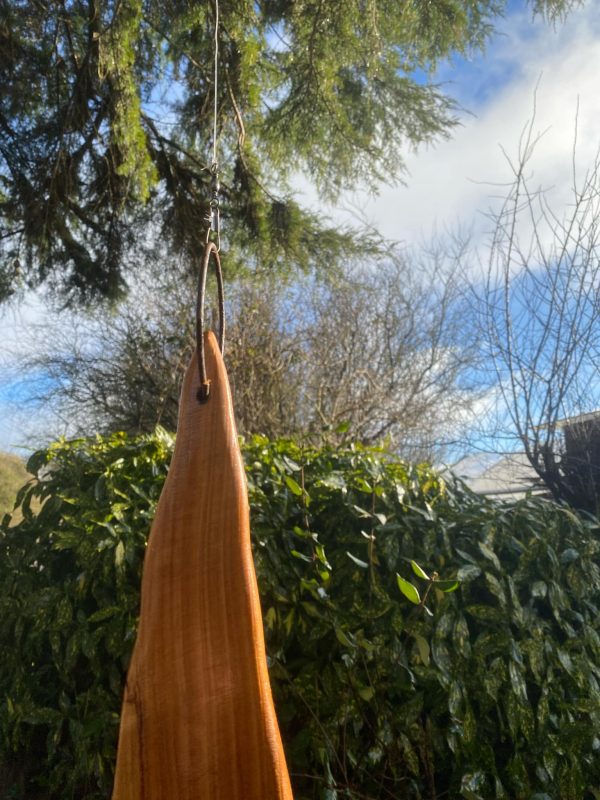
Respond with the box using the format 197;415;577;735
0;0;579;302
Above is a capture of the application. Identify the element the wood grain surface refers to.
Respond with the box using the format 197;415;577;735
112;332;293;799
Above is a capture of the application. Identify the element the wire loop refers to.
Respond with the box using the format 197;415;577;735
196;240;225;403
196;0;224;405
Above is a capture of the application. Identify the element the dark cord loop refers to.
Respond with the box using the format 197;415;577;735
196;240;225;403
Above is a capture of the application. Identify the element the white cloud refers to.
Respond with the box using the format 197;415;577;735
297;2;600;247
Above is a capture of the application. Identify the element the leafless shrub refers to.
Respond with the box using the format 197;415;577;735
477;115;600;510
11;243;480;461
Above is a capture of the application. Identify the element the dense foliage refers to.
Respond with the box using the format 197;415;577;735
0;0;580;301
2;430;600;799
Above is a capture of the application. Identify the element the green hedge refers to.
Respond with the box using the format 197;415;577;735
1;431;600;800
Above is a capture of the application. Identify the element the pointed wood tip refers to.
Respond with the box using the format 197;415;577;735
174;330;236;454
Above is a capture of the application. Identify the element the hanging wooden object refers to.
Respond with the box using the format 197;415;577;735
112;247;293;798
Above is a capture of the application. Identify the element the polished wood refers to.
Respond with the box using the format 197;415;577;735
112;332;293;799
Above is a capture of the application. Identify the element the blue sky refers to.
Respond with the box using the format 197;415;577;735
2;0;600;453
295;1;600;247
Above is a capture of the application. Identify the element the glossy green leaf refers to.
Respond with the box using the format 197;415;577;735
396;575;421;604
291;549;312;563
347;551;369;569
414;634;431;666
435;579;460;593
335;628;355;648
114;540;125;567
284;475;303;496
411;560;430;580
457;564;481;582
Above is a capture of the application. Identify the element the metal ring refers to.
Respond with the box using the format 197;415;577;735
196;240;225;403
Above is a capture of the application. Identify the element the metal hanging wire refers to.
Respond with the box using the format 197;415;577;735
211;0;219;172
205;0;221;251
196;0;225;403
